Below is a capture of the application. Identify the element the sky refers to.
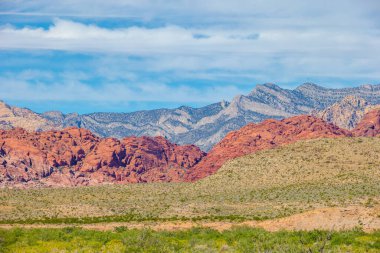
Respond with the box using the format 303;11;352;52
0;0;379;114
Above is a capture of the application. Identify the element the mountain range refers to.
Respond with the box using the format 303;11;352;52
1;83;380;151
314;95;380;129
1;107;380;187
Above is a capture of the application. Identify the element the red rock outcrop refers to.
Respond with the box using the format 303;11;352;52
0;127;98;185
0;127;205;187
352;109;380;137
2;110;380;187
185;115;351;181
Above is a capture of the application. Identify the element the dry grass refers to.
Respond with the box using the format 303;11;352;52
0;137;379;223
2;227;379;253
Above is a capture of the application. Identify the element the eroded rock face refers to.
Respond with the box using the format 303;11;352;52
0;128;205;187
352;109;380;137
0;101;55;131
3;83;380;151
314;96;368;130
81;136;205;184
0;127;99;186
314;96;380;130
185;115;351;181
2;109;380;187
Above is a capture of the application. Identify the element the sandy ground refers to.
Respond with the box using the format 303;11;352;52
0;205;379;232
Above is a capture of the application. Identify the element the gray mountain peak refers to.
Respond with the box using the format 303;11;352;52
1;83;380;151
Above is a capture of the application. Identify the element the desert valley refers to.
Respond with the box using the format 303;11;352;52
1;0;380;251
0;84;380;252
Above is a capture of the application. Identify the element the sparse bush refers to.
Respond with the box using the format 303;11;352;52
0;138;379;224
0;227;379;252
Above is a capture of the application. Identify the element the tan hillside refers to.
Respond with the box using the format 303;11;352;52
0;100;54;131
185;115;350;181
314;95;380;130
0;137;379;223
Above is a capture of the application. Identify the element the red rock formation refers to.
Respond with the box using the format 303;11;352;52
185;115;351;181
352;109;380;137
2;110;380;188
81;136;205;184
0;127;205;187
0;127;98;184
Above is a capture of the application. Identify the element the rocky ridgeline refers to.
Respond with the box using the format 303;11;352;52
314;95;380;130
1;106;380;187
185;108;380;181
1;83;380;151
185;115;351;181
0;100;55;131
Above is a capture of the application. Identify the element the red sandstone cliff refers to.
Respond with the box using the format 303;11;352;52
0;127;205;187
2;109;380;187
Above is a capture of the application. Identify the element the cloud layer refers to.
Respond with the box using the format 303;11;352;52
1;18;379;75
0;0;379;112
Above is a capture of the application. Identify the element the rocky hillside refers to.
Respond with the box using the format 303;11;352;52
314;95;380;129
0;128;205;187
185;115;351;181
2;83;380;151
186;108;380;181
2;137;380;223
352;109;380;137
2;107;380;187
0;101;54;131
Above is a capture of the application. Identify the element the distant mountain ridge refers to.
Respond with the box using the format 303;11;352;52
314;96;380;130
1;83;380;150
2;108;380;187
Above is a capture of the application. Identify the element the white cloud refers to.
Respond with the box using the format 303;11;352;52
2;1;379;26
0;0;379;108
0;19;257;54
1;18;379;63
0;75;244;103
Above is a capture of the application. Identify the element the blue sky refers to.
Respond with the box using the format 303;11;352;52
0;0;379;114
